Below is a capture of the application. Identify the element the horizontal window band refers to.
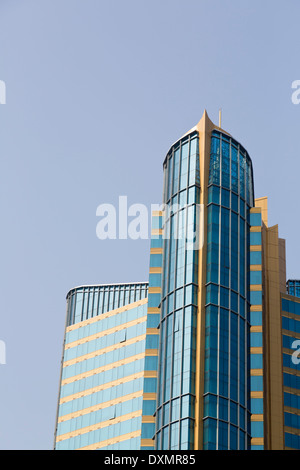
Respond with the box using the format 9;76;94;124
284;368;300;380
56;410;142;442
147;308;160;314
250;246;262;252
250;305;263;312
149;267;162;274
283;366;300;376
58;390;144;423
250;208;262;214
59;371;144;404
250;265;262;271
284;426;300;436
65;316;147;350
148;287;161;294
250;227;262;233
251;438;264;446
282;312;300;322
282;295;300;305
250;369;263;376
150;248;163;255
250;245;261;253
251;391;264;399
251;414;264;422
144;371;157;378
284;406;300;416
78;430;141;450
63;334;146;368
250;325;263;333
146;328;159;335
142;416;155;424
151;229;163;236
283;348;296;355
250;285;262;292
66;298;148;333
61;352;146;386
250;347;263;355
151;211;163;217
282;330;300;340
145;349;159;356
283;385;300;396
141;439;154;446
143;393;157;400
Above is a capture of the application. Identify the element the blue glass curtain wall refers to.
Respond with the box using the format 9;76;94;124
204;130;254;450
286;280;300;299
156;131;200;450
66;283;148;326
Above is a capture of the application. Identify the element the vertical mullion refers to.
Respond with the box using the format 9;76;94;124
162;149;174;449
95;287;100;316
179;189;190;449
237;146;244;447
90;288;94;320
80;289;85;322
100;287;104;313
216;135;223;450
168;141;182;449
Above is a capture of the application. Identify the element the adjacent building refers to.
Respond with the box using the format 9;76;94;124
54;111;300;450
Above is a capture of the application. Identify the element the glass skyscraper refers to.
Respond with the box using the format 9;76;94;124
55;283;149;450
54;111;300;450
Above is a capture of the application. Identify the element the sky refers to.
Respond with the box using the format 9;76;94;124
0;0;299;449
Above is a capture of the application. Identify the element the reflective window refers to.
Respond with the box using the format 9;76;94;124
205;130;254;449
156;132;200;449
67;283;149;326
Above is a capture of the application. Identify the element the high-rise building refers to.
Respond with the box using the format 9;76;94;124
54;282;151;450
286;280;300;298
54;111;300;450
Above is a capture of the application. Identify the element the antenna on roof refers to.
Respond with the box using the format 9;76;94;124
219;108;222;128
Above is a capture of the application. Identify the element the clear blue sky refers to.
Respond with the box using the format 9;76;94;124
0;0;299;449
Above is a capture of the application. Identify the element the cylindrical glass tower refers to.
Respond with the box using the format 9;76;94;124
155;113;255;450
156;130;200;450
204;129;254;450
